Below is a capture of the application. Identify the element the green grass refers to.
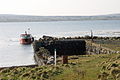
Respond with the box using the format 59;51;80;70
0;53;119;80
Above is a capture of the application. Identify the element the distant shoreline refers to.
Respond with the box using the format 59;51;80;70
0;19;120;23
0;14;120;22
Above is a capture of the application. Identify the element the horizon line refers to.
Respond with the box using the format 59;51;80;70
0;13;120;16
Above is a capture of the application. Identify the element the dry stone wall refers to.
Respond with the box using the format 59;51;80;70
86;40;120;54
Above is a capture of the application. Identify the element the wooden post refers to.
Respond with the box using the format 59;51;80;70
62;55;68;64
91;30;93;42
54;49;57;66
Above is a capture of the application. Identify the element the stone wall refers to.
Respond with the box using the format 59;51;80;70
33;39;86;55
86;40;120;55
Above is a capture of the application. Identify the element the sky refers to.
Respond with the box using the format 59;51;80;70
0;0;120;16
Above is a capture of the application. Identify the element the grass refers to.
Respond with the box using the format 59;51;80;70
0;53;119;80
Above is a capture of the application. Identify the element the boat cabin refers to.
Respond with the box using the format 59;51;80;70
20;32;34;44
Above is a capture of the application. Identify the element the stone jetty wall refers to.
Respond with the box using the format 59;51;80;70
33;39;86;56
32;36;120;66
34;53;45;66
86;40;120;54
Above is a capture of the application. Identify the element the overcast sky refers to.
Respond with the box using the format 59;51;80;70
0;0;120;16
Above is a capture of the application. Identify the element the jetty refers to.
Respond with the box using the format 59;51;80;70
32;36;120;66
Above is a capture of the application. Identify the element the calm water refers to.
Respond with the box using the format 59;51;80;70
0;20;120;67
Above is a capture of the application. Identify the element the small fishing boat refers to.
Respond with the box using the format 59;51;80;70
20;31;34;44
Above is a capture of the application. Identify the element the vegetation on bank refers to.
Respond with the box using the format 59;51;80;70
98;53;120;80
0;53;120;80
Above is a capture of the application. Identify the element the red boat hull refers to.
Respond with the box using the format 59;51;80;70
20;32;34;44
20;38;33;44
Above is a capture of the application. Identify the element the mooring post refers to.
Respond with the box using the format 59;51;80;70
62;55;68;64
54;49;57;66
91;30;93;42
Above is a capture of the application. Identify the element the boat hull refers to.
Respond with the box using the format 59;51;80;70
20;32;34;44
20;38;33;44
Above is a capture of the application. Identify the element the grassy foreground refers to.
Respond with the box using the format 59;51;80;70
0;53;120;80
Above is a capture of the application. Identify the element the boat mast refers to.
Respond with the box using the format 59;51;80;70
27;28;30;34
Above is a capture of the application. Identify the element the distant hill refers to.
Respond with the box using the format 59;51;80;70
0;14;120;22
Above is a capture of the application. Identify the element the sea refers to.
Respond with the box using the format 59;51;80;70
0;20;120;67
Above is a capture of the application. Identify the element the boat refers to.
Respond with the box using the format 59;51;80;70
20;31;34;44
